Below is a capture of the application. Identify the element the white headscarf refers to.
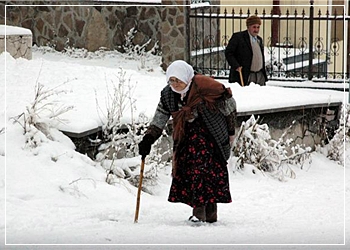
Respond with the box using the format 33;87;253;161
166;60;194;94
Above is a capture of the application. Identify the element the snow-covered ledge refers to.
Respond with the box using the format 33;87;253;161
0;25;32;60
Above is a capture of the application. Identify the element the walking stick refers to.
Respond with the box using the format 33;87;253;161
134;156;145;223
238;67;244;86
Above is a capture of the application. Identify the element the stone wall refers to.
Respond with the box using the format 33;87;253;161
0;25;33;59
1;2;162;53
0;33;32;60
161;0;190;68
237;103;342;149
0;1;195;70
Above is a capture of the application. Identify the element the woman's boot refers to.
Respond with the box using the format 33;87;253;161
189;206;206;222
205;203;217;223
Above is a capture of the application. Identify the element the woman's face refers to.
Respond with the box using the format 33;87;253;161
168;77;187;92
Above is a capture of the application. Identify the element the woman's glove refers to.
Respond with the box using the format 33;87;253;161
138;134;154;158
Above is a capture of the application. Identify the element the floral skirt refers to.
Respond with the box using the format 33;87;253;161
168;118;232;208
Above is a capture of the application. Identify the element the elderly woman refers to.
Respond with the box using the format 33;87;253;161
138;60;236;223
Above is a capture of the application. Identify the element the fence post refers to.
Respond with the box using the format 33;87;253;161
308;0;314;80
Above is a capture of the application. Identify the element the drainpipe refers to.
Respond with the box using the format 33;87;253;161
308;0;314;81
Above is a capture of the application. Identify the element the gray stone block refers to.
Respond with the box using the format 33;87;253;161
0;25;32;60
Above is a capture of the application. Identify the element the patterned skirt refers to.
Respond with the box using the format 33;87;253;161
168;117;232;208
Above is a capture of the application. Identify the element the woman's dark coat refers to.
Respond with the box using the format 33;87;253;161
225;30;268;85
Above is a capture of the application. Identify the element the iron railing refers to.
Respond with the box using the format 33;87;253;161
189;5;349;82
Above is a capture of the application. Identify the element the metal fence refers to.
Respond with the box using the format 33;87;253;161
189;5;349;82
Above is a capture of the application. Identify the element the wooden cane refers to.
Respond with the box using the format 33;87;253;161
134;156;145;223
238;67;244;87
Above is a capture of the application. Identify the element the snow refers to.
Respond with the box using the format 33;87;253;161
0;25;32;36
1;46;349;249
95;0;161;2
226;83;344;113
93;0;209;8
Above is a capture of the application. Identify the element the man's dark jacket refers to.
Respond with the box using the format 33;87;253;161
225;30;268;85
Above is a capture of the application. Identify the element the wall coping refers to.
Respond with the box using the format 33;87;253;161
237;102;343;117
60;101;343;139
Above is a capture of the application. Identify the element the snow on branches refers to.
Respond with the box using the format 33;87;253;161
11;80;74;149
121;26;160;69
317;103;350;165
95;68;172;192
232;115;312;181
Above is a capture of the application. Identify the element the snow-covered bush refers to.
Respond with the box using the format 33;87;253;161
95;68;172;192
126;127;172;194
317;103;350;165
121;27;160;69
11;81;73;149
232;115;312;181
95;68;138;159
99;123;172;194
63;43;111;59
103;68;137;137
33;40;161;72
100;119;172;194
265;55;286;77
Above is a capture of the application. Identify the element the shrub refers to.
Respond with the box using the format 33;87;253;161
317;103;350;165
121;27;160;69
11;81;73;149
232;115;312;181
95;68;172;192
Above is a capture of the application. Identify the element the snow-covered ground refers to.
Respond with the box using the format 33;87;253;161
1;46;349;249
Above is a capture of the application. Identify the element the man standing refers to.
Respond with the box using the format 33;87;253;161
225;15;268;86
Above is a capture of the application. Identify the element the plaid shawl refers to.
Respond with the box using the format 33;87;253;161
168;74;233;164
172;74;231;142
